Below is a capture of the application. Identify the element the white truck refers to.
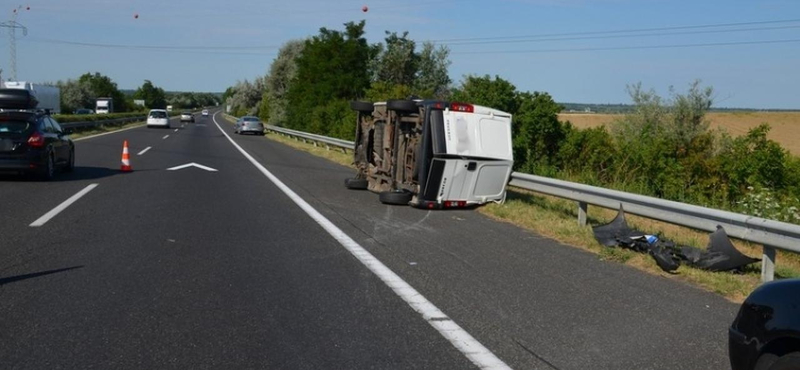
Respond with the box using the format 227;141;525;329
2;81;61;114
96;98;113;114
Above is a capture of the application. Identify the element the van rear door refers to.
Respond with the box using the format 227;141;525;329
422;158;512;204
437;106;513;161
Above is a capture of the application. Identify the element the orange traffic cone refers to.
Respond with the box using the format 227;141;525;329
120;140;132;172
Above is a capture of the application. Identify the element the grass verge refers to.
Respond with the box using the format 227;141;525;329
70;121;146;140
258;126;800;302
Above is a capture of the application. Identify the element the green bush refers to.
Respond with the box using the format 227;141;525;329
53;112;146;123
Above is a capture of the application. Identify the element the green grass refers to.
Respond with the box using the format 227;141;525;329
69;121;146;140
241;124;800;302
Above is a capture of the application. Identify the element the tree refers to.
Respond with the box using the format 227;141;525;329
452;75;519;114
415;42;451;99
133;80;167;109
77;72;128;112
58;79;94;113
286;21;375;132
371;31;417;86
227;78;264;116
261;40;305;124
513;91;566;172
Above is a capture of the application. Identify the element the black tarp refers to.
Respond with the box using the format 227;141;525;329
592;206;759;273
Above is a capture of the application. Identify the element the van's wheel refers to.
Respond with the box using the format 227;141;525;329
379;191;412;205
350;101;374;113
344;178;368;190
387;100;418;114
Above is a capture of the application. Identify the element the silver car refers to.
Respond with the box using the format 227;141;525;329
235;116;264;135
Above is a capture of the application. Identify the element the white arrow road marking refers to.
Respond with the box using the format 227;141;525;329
30;184;99;227
137;146;152;156
167;163;218;172
162;135;169;139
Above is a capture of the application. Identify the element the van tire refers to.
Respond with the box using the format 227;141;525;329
387;100;418;114
350;101;374;113
345;178;368;190
379;191;412;205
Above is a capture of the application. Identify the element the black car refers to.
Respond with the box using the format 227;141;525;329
730;278;800;370
0;89;75;180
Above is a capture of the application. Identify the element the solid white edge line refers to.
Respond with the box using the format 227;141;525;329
211;112;512;370
29;184;99;227
162;135;169;139
137;146;152;156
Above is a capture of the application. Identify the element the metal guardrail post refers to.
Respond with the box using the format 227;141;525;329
761;246;776;282
578;202;588;227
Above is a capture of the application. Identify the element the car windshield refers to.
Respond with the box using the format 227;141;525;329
149;111;167;118
0;120;31;134
243;117;259;121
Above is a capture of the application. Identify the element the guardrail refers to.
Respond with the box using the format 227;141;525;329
61;116;146;129
255;119;799;283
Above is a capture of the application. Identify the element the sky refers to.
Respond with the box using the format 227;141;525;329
3;0;800;109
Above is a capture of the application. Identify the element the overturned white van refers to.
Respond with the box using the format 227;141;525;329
347;99;513;209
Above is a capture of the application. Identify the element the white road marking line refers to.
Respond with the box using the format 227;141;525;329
162;135;169;140
167;162;218;172
73;124;145;142
211;113;511;370
174;128;179;132
29;184;99;227
137;146;152;156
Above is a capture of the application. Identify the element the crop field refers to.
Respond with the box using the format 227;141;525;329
559;112;800;155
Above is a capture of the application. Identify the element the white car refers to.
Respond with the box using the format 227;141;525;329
180;112;194;123
146;109;170;128
201;110;209;117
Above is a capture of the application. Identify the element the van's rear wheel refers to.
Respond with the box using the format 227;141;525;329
350;101;374;113
345;178;368;190
379;191;412;205
387;100;418;114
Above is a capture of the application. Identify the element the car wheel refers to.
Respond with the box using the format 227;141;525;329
65;148;75;173
39;152;55;181
379;191;412;205
386;99;418;114
756;352;800;370
350;101;374;113
345;178;368;190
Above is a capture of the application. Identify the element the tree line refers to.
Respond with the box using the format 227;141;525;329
57;72;219;113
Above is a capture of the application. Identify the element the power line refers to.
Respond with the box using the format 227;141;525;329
443;25;800;46
430;18;800;43
25;37;282;51
449;38;800;55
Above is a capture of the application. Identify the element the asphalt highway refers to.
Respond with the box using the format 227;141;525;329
0;110;738;369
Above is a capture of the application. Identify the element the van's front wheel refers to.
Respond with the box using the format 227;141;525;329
379;191;412;205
